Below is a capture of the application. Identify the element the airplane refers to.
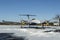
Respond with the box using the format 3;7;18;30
19;14;36;28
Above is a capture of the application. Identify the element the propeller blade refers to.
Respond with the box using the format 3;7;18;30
19;14;36;16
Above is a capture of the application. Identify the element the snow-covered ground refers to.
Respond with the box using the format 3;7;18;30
0;25;60;40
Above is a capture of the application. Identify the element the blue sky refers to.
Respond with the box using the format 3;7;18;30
0;0;60;22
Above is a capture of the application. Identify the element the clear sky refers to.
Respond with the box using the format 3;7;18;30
0;0;60;22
